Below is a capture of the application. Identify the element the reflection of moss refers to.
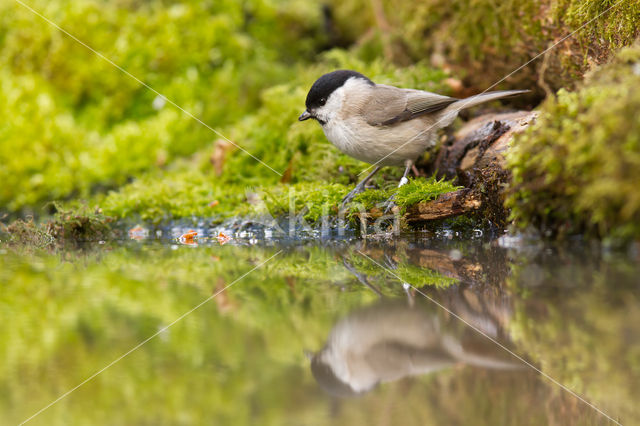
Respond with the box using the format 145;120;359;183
0;245;361;424
344;249;459;290
0;244;466;424
394;262;458;289
506;43;640;240
2;242;629;424
509;261;640;424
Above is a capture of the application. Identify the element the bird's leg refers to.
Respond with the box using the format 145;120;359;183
342;259;384;297
383;160;413;213
341;165;382;207
403;282;415;307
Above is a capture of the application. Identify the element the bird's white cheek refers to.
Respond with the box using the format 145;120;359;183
317;88;345;124
314;106;333;124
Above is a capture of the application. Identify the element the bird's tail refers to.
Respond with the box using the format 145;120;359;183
454;90;529;110
438;89;529;126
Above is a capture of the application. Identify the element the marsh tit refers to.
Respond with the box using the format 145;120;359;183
309;301;522;397
298;70;527;206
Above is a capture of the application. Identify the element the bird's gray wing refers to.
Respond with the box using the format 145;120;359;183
363;85;458;126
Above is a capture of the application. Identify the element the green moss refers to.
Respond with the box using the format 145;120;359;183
46;206;115;243
395;178;462;207
351;177;461;213
260;182;350;223
1;218;55;249
99;167;254;224
98;166;459;226
0;0;327;213
557;0;640;51
329;0;640;93
506;42;640;240
1;205;114;247
85;54;451;224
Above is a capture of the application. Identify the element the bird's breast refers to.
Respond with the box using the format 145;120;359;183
322;117;438;166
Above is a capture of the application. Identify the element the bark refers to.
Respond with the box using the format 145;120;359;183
405;111;538;226
404;189;481;223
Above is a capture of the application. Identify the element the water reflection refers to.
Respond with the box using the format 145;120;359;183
1;238;638;425
310;299;523;397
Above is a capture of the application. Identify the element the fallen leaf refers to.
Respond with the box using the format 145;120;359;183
179;229;198;245
217;231;232;245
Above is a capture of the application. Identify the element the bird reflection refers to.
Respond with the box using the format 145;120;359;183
310;299;522;397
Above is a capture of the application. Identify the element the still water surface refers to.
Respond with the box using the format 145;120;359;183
1;232;638;425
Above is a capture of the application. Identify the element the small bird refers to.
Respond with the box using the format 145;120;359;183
309;301;523;397
298;70;527;207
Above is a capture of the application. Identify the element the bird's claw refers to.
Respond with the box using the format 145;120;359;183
382;194;397;214
341;186;364;208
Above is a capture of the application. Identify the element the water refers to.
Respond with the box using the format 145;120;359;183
1;232;638;425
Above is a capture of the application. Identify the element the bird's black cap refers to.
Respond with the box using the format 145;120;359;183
305;70;373;110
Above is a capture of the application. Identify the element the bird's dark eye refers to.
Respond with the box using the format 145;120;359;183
319;97;326;106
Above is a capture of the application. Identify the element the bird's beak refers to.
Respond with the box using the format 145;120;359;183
298;110;312;121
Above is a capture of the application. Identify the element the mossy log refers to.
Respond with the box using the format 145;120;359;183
404;189;481;223
405;111;538;226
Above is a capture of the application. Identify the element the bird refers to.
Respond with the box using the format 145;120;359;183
298;70;527;207
309;300;523;397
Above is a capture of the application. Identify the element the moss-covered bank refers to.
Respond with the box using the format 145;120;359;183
3;0;640;243
328;0;640;96
506;42;640;240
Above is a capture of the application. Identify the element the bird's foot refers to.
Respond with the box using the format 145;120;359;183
341;185;365;208
382;175;409;213
382;194;397;214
